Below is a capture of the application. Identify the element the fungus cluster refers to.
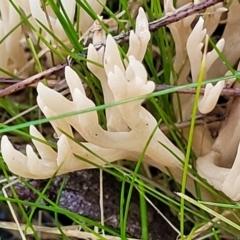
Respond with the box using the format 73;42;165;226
1;8;185;182
166;0;240;200
2;0;240;201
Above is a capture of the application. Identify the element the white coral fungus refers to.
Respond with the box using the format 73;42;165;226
1;8;184;180
3;0;240;203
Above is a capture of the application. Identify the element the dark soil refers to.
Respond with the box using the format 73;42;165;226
7;169;179;240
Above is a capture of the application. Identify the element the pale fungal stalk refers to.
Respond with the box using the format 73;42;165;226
24;0;106;43
208;0;240;78
197;95;240;201
20;0;106;66
27;0;76;42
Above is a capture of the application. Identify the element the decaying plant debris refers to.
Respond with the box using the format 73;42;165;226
1;0;240;239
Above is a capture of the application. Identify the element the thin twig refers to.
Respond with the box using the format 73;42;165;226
155;84;240;97
0;63;67;98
